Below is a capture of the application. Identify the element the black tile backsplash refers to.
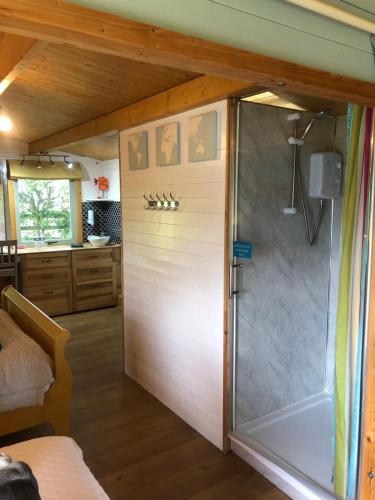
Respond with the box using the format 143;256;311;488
82;201;121;244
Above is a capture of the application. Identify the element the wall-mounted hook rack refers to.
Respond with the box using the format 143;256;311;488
142;192;179;210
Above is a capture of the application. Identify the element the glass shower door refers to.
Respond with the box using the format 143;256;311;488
230;99;343;494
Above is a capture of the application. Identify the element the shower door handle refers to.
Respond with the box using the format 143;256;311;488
229;261;242;299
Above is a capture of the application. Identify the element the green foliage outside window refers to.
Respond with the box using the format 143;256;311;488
18;179;73;242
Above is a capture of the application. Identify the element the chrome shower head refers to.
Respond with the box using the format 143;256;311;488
316;110;333;118
301;109;335;141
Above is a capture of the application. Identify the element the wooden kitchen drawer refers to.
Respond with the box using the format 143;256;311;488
23;267;72;288
23;251;71;270
73;279;116;311
72;248;113;266
73;262;114;283
23;284;73;316
72;249;114;283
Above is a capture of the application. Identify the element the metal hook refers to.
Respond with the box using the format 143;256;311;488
153;192;163;209
149;193;156;202
142;193;150;210
169;192;179;210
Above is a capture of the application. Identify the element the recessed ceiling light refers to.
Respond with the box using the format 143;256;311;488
0;114;13;132
241;91;307;111
243;91;275;101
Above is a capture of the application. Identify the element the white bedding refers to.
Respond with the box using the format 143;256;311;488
1;436;109;499
0;310;54;412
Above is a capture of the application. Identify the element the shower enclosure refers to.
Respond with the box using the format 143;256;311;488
229;100;348;499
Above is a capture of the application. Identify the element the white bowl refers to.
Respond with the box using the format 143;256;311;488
88;235;110;247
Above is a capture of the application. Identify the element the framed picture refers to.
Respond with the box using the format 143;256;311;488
188;111;217;162
156;122;180;166
128;131;148;170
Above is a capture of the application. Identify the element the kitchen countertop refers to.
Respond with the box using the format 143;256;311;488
18;243;121;254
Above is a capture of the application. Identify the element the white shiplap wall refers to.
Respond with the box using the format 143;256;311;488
119;101;227;449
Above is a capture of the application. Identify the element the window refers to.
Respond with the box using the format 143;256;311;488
16;179;76;243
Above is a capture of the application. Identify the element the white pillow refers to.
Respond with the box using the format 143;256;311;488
0;310;54;397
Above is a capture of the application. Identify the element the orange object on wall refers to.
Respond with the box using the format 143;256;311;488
94;176;109;191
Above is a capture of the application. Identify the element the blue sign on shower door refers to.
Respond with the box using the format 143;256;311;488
233;241;252;259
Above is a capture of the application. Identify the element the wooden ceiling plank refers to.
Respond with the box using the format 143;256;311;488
0;0;375;106
1;42;197;142
29;75;254;153
0;31;44;94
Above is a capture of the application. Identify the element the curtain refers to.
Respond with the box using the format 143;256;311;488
334;105;374;498
7;160;83;180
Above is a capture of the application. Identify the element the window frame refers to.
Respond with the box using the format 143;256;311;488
14;178;78;245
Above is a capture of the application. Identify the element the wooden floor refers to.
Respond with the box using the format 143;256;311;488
0;307;288;500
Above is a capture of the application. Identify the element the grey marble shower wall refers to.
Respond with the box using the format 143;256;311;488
235;102;346;426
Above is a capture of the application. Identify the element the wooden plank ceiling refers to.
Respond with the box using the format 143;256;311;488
0;0;356;160
0;32;347;161
0;40;198;143
2;0;375;106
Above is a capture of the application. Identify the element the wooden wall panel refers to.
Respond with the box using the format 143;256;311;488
359;196;375;498
120;101;227;449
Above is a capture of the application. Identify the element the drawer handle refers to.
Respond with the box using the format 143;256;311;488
42;275;53;279
90;269;99;273
43;291;54;295
89;255;99;259
41;259;52;263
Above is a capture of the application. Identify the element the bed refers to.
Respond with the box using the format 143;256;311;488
0;285;72;437
0;436;109;499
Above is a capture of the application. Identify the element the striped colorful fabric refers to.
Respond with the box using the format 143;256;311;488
334;105;374;498
347;108;373;497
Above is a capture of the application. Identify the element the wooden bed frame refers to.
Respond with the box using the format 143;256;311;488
0;285;72;437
